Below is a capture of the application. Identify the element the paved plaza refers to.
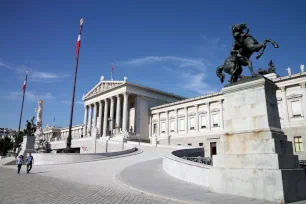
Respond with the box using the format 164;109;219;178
1;146;306;204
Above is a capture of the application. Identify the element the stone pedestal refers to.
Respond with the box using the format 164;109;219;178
20;136;36;156
209;77;306;203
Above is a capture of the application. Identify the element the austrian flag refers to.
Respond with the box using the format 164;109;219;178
76;33;81;57
22;79;26;94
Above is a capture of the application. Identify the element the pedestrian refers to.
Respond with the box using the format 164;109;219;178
16;155;23;174
26;153;34;174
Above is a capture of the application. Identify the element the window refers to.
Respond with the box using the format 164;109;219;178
190;117;195;130
188;143;192;146
179;119;185;131
212;114;219;127
169;120;175;132
161;122;166;133
294;136;304;152
153;124;157;134
200;115;206;129
291;101;302;117
199;143;203;146
177;144;181;146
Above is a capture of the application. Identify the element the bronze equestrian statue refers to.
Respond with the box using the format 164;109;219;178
216;23;279;83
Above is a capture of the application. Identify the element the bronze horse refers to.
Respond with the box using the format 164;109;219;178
216;24;279;83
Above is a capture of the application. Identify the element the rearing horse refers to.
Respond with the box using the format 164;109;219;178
216;23;279;83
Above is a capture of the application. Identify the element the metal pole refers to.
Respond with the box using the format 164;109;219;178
18;71;28;134
66;18;84;152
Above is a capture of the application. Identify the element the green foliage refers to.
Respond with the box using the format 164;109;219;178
0;137;14;156
13;131;24;151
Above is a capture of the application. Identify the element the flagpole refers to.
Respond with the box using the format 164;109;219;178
18;71;28;134
66;18;84;152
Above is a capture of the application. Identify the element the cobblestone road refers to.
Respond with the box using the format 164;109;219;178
0;167;180;204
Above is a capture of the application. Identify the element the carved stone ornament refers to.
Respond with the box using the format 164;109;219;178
178;114;185;118
211;108;220;113
199;110;207;114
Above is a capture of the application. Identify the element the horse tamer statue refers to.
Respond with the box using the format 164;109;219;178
216;23;279;83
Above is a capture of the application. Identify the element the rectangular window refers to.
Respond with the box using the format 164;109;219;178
188;143;192;146
153;124;157;134
177;144;181;146
212;114;219;127
200;115;206;129
190;117;195;130
291;101;301;117
294;136;304;152
170;120;175;132
161;122;166;133
179;119;185;131
199;143;203;146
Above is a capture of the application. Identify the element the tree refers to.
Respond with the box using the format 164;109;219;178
0;137;14;156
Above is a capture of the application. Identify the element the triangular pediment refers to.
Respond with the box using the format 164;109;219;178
83;80;125;100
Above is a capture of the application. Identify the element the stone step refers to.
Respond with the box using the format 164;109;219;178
213;153;300;169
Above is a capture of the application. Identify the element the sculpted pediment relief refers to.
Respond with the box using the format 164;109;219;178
84;82;124;99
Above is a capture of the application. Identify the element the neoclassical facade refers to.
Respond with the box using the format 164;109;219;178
46;71;306;160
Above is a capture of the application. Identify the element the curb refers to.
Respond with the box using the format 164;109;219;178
113;169;200;204
2;148;143;167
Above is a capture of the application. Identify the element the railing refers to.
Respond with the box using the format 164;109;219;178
182;156;212;165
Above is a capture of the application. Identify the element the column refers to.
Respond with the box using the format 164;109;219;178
300;83;306;120
166;111;169;135
207;102;211;130
157;112;160;136
88;104;92;136
83;105;88;136
103;99;109;137
109;97;115;135
149;115;152;137
195;105;199;131
280;87;289;121
115;94;121;134
219;100;224;129
98;101;103;135
122;92;129;132
185;107;188;132
93;103;97;128
176;109;179;133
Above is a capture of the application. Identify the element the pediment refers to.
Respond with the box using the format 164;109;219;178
287;93;302;100
83;81;124;100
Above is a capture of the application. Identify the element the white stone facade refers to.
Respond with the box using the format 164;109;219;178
47;72;306;160
150;72;306;160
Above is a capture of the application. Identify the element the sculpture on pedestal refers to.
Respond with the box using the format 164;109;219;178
257;60;276;75
216;23;279;83
34;100;44;150
25;116;36;136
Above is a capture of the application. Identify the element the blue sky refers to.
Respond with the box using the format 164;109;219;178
1;0;306;129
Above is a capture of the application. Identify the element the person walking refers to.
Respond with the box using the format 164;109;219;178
26;153;34;174
16;155;24;174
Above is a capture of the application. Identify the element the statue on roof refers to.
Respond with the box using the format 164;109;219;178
257;60;276;76
216;23;279;83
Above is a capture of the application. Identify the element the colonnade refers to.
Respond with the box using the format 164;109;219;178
83;92;130;137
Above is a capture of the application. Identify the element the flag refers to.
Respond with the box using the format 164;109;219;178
22;78;27;94
76;33;81;57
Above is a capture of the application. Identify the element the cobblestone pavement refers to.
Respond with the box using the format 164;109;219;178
0;167;181;204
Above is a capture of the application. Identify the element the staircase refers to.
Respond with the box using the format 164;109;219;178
0;156;16;166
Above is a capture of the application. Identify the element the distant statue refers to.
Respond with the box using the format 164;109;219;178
257;60;276;75
301;64;304;73
286;67;292;77
25;120;32;136
34;100;44;149
216;23;279;83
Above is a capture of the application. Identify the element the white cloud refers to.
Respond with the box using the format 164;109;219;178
121;56;207;71
3;91;54;102
0;59;68;82
61;100;83;105
180;72;216;95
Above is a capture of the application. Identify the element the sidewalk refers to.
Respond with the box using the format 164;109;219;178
117;158;291;204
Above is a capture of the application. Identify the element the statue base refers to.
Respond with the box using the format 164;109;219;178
210;77;306;203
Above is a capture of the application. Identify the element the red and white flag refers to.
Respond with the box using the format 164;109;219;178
76;33;81;57
22;79;26;94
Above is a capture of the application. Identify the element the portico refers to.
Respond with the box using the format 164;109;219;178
82;76;185;141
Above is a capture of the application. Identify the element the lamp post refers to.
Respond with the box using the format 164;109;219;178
65;18;84;153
